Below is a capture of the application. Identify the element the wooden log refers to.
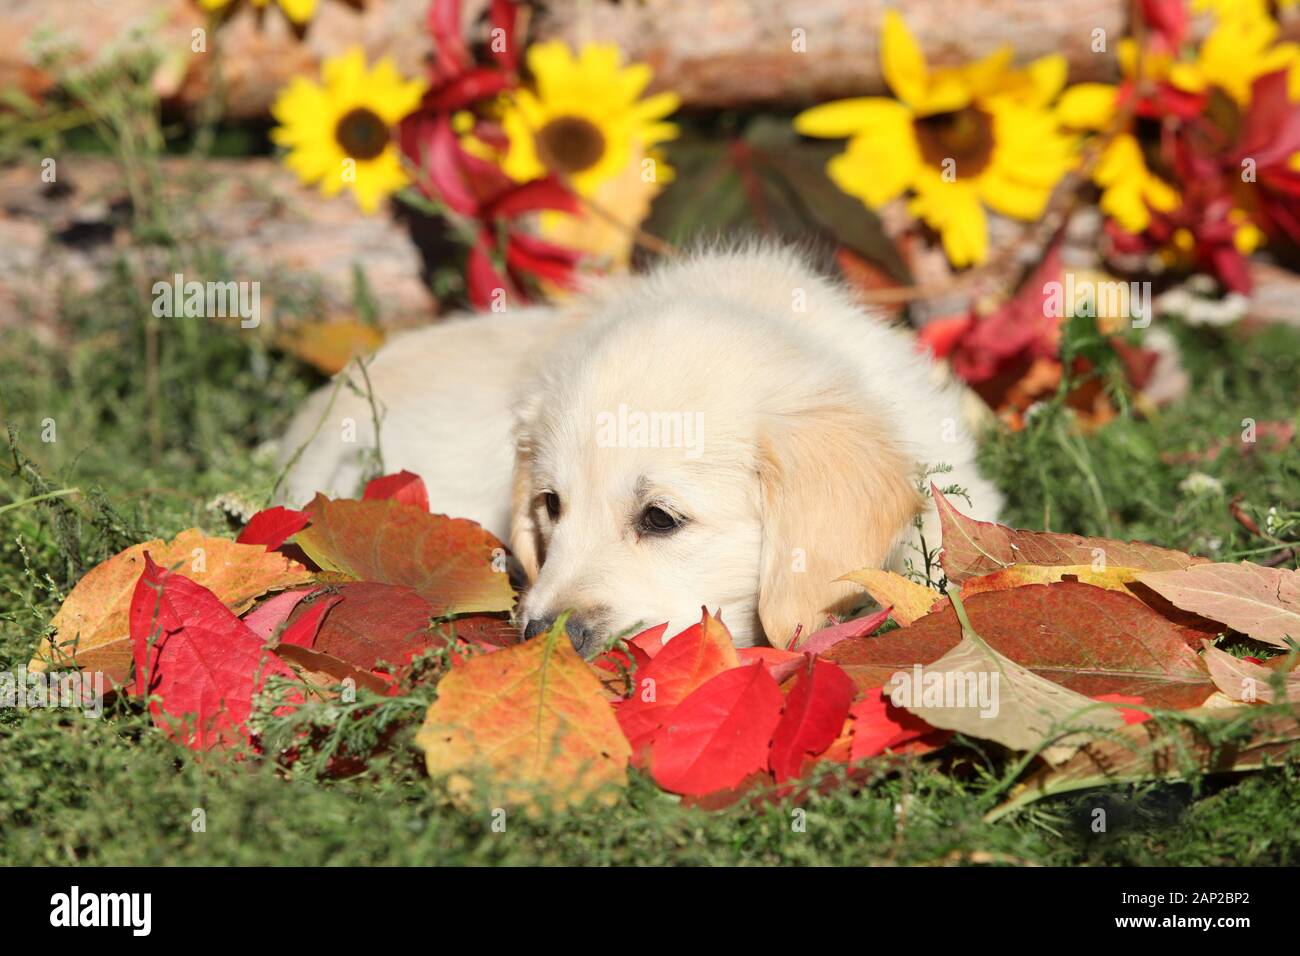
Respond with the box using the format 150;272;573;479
536;0;1128;107
0;0;1132;118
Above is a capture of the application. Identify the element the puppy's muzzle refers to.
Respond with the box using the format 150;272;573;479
522;613;602;658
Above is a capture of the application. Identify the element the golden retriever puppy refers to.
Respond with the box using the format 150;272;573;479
279;244;1002;654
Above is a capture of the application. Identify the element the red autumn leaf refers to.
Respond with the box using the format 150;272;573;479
1141;0;1187;47
271;643;396;697
923;247;1063;387
594;621;671;675
506;231;583;288
849;690;948;761
362;470;430;511
1237;70;1300;170
629;622;669;660
278;593;343;648
792;607;891;656
129;555;296;751
289;581;441;672
439;613;519;649
419;116;479;216
917;314;975;360
650;662;784;796
467;241;513;310
616;610;739;762
423;67;513;112
1093;693;1153;725
236;506;310;550
769;657;857;783
483;175;579;220
678;772;773;812
823;582;1215;708
737;646;805;683
296;494;514;616
240;587;312;640
487;0;520;71
932;485;1203;583
427;0;472;75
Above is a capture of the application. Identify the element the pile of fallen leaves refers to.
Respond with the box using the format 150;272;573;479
31;472;1300;817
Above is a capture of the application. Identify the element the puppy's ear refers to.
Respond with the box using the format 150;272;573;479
757;401;923;648
508;437;541;582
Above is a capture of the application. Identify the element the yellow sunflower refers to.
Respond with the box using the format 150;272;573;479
497;41;680;197
200;0;317;26
794;11;1077;267
271;49;424;214
1162;8;1298;105
1059;4;1297;236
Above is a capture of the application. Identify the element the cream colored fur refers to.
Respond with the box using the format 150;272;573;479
279;245;1002;651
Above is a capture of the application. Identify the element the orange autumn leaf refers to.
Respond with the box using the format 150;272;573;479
295;495;514;615
31;529;311;685
277;318;385;375
414;615;630;811
960;563;1147;597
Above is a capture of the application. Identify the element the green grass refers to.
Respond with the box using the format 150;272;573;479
2;255;1299;867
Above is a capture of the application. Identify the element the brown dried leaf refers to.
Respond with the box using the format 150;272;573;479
1139;563;1300;648
988;707;1300;822
933;485;1203;583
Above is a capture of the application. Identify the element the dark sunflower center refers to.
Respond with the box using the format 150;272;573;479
913;107;995;177
335;107;389;161
535;116;606;175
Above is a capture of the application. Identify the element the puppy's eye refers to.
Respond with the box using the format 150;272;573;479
543;491;561;521
639;505;681;535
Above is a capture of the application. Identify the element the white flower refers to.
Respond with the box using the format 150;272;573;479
1178;472;1224;496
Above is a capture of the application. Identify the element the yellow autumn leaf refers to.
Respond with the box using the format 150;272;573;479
837;568;939;625
276;318;385;375
960;563;1146;597
415;616;631;812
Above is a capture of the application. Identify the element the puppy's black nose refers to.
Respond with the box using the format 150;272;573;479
523;616;553;641
522;615;600;657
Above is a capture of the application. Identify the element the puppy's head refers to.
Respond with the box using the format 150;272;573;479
510;297;921;657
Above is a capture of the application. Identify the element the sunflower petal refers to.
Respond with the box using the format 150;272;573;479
1024;54;1068;106
911;174;988;267
794;97;912;138
629;91;681;124
529;41;579;103
1057;83;1119;131
978;167;1053;220
881;10;931;110
277;0;317;23
827;127;920;208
